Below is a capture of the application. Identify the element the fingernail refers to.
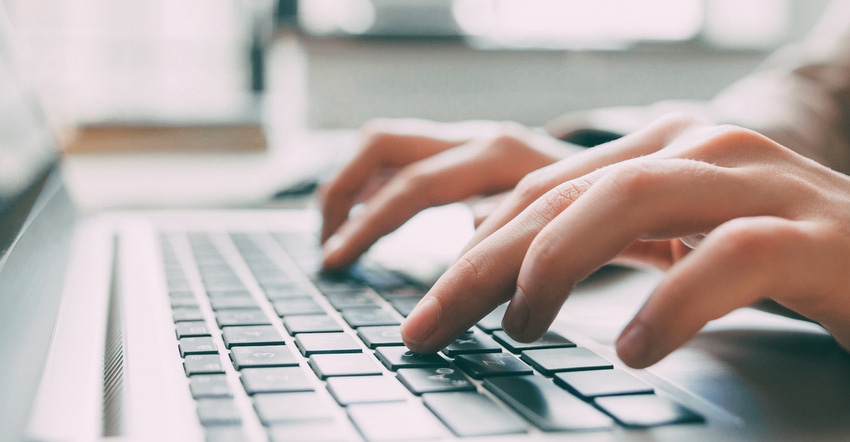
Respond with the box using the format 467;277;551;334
401;296;440;348
502;289;530;339
616;321;652;368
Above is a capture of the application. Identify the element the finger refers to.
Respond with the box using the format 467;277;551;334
615;217;822;368
509;158;781;343
462;113;708;256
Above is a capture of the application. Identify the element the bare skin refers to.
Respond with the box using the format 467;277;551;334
319;114;850;368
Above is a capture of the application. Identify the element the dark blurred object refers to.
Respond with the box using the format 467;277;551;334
276;0;298;26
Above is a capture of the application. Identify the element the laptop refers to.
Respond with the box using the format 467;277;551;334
3;7;850;442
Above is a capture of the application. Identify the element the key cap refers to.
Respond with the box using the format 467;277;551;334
594;395;704;428
423;392;527;437
170;297;199;308
326;376;408;405
175;321;211;339
265;285;312;300
484;375;614;431
326;291;378;310
348;402;445;442
173;307;204;322
295;332;362;356
205;427;247;442
189;374;231;398
396;367;476;395
179;337;218;357
184;355;225;376
230;345;298;369
374;346;449;371
357;326;404;348
454;352;532;379
492;330;575;353
389;298;420;317
284;314;343;334
222;325;284;348
254;392;334;425
240;367;314;394
476;304;508;333
268;422;350;442
554;369;653;399
309;353;383;379
209;296;259;310
441;333;502;357
520;347;612;376
196;398;241;426
377;286;426;301
273;297;325;316
215;309;270;327
340;308;400;328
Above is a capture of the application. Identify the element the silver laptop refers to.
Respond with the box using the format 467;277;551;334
3;8;850;442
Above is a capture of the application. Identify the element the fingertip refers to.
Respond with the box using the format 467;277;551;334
616;320;661;369
400;296;441;352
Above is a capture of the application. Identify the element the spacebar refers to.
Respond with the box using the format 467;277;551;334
484;375;614;432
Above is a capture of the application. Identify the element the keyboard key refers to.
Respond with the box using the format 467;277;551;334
389;298;420;317
215;309;270;327
222;325;285;348
454;352;532;379
475;304;507;333
348;402;445;442
492;330;575;353
340;308;400;328
326;291;379;310
179;337;218;357
205;426;247;442
209;296;259;310
295;332;362;356
184;355;225;376
173;307;204;322
268;422;350;442
554;369;653;399
284;314;343;334
357;326;404;348
254;392;335;425
230;345;298;369
309;353;383;379
240;367;314;394
170;297;199;308
484;375;614;431
377;286;426;300
196;398;241;426
441;333;502;357
520;347;612;376
396;367;476;395
175;321;211;339
594;395;704;428
423;392;527;437
374;346;449;371
189;374;231;398
272;297;325;316
264;285;312;300
326;376;408;405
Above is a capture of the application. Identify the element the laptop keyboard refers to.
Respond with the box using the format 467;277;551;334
159;231;704;441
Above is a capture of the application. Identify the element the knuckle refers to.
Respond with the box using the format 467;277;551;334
533;179;591;220
690;124;779;158
652;112;706;134
514;169;552;203
359;118;398;152
600;160;665;200
712;218;797;262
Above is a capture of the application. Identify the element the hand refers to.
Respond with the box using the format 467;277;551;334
319;118;582;269
401;113;850;368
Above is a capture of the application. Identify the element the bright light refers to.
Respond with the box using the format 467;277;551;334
299;0;376;35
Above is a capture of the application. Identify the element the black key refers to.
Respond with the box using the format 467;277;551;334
295;332;362;356
272;297;325;316
283;314;343;334
230;345;298;369
454;352;532;379
377;286;425;300
520;347;612;376
189;374;231;398
206;289;253;300
215;309;270;327
267;422;347;442
357;326;404;348
170;297;199;308
240;367;314;394
476;304;508;333
309;353;383;379
554;369;653;399
179;337;218;357
484;375;614;431
441;333;502;357
374;346;449;371
389;298;420;317
254;392;334;425
326;375;408;405
264;285;312;300
209;296;259;310
423;392;527;437
184;355;225;376
175;321;211;339
492;330;575;353
196;398;241;426
594;395;704;428
326;291;379;310
173;307;204;322
316;278;367;295
221;325;284;348
347;402;445;442
397;367;475;395
340;308;400;328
